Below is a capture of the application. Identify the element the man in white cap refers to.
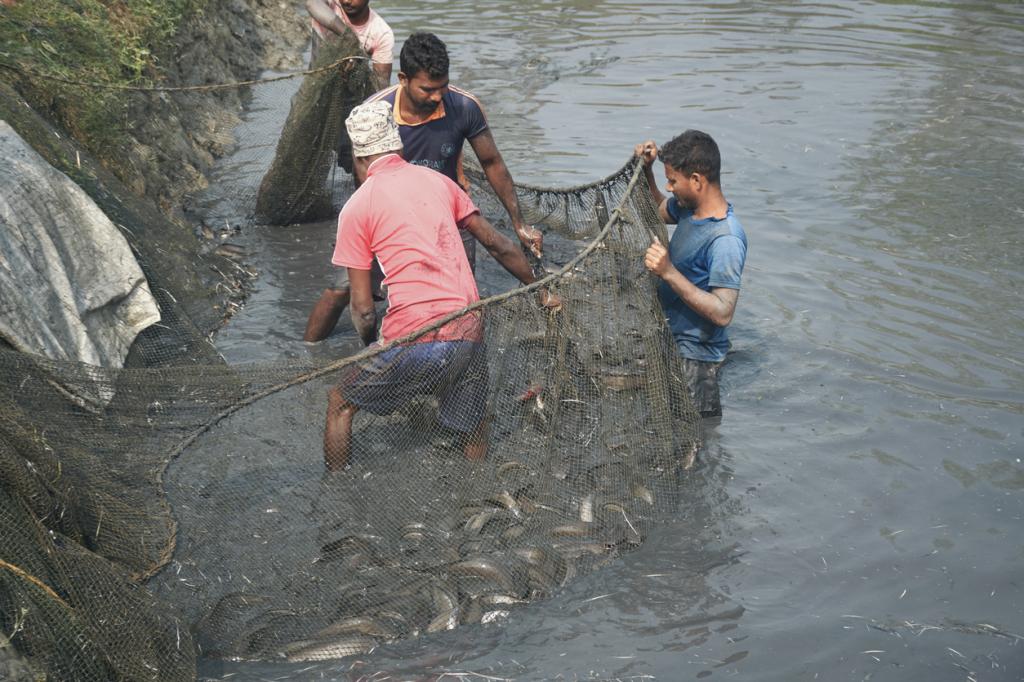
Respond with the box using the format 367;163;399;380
323;100;555;471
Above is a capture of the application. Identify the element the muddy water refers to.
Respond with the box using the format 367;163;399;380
197;1;1024;679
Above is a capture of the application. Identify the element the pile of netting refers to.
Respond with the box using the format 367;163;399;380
254;33;374;225
0;34;700;682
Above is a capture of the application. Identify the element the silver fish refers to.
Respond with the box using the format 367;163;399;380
486;491;522;516
552;541;612;560
513;546;546;566
481;610;510;624
496;460;530;478
514;545;571;591
464;508;517;535
449;556;521;595
579;493;595;523
632;483;655;505
500;523;527;543
549;521;594;538
282;635;377;662
313;616;398;640
214;243;247;260
463;508;502;533
479;594;527;607
601;501;627;514
319;534;384;565
426;585;460;633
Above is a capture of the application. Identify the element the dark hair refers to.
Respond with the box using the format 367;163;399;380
399;32;449;79
659;130;721;184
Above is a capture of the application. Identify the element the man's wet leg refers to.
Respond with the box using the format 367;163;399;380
324;386;358;471
304;287;351;342
461;418;489;462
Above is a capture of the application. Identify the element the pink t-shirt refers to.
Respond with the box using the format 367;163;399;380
333;154;482;343
312;5;394;65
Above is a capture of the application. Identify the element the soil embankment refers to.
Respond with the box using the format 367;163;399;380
0;0;309;343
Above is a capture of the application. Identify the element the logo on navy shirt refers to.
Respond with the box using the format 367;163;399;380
440;142;457;159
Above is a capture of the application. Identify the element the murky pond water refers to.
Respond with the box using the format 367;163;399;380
196;1;1024;679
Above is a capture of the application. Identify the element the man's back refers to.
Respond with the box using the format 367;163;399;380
331;154;480;342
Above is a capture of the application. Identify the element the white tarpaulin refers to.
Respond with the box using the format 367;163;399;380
0;120;161;368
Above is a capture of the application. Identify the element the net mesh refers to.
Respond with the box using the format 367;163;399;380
0;35;700;680
254;31;373;225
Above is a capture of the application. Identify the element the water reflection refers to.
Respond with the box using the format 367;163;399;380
833;4;1023;401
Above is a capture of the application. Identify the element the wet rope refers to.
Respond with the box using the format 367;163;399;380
513;160;637;196
0;558;70;610
0;56;369;93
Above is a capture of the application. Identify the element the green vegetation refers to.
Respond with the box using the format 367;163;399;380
0;0;206;166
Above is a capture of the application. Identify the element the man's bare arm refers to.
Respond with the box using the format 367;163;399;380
462;213;561;310
371;62;392;90
347;267;378;346
634;140;673;224
306;0;347;35
468;131;542;256
461;212;535;284
644;241;739;327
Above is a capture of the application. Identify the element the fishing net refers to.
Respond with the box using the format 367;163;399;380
0;33;701;682
254;30;373;225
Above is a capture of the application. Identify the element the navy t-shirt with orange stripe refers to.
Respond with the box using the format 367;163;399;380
366;84;488;186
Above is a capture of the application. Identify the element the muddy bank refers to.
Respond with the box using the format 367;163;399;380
111;0;310;217
3;0;309;217
1;1;311;349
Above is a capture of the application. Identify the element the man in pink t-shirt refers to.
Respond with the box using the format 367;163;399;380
323;101;557;472
306;0;394;89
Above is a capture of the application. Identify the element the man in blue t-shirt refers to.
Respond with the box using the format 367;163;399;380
636;130;748;418
304;31;542;342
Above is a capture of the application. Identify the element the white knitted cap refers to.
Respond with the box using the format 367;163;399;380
345;100;403;158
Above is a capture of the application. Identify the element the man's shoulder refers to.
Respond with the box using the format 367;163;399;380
340;182;373;218
705;214;748;274
446;85;486;114
447;85;483;104
722;211;747;244
700;207;746;245
667;197;691;224
444;85;488;137
367;9;394;37
365;85;399;105
403;161;462;191
376;157;453;188
345;163;399;205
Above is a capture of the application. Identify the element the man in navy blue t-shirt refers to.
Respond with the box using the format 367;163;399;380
305;32;541;342
636;130;748;419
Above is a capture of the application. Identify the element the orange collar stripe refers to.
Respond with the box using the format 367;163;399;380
392;86;447;126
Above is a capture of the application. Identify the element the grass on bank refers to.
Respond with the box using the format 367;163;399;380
0;0;206;166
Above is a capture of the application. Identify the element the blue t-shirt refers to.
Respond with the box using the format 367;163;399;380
658;199;747;362
366;84;488;183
